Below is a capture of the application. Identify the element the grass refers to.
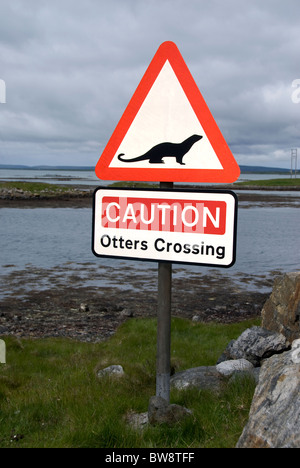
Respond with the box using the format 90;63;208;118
0;181;71;193
108;181;159;189
0;317;259;448
1;179;299;194
109;179;300;188
235;178;300;187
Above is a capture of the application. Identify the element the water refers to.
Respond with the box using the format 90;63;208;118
0;167;299;298
0;168;294;186
0;168;105;186
0;205;299;298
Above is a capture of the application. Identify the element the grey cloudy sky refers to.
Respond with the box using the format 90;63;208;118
0;0;299;169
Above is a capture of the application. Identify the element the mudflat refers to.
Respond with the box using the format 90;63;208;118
0;264;269;342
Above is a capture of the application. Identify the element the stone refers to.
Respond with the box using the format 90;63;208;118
170;366;223;392
148;396;192;425
125;411;149;430
218;326;289;367
236;349;300;448
96;364;124;378
261;272;300;343
291;338;300;364
192;315;201;322
216;358;254;377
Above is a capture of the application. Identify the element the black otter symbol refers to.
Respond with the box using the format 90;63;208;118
117;134;202;165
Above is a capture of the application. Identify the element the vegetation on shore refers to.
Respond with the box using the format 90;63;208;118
110;179;300;188
0;181;71;194
0;317;259;448
0;178;299;196
235;178;300;187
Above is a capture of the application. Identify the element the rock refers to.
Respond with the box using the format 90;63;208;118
218;326;290;367
125;411;149;430
216;358;254;377
236;349;300;448
96;364;124;378
119;308;134;318
192;315;201;322
291;338;300;364
148;396;192;425
170;366;223;392
261;272;300;343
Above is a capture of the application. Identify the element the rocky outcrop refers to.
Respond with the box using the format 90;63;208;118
261;272;300;343
217;326;290;367
170;324;298;446
170;326;290;393
236;349;300;448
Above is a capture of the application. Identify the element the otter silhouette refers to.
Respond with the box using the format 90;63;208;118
117;134;202;165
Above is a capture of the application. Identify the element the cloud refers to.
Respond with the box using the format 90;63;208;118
0;0;299;168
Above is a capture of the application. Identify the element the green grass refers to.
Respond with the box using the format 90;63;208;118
235;178;300;187
0;317;259;448
108;179;300;188
108;181;159;189
0;181;70;193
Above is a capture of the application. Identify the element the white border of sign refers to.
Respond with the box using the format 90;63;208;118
92;188;238;268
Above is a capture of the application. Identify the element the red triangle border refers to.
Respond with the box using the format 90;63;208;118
95;41;240;183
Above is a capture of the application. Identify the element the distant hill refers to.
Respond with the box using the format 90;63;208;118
0;163;292;173
0;164;29;169
239;165;290;174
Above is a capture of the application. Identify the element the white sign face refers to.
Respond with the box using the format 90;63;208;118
95;41;240;183
93;188;237;267
108;61;223;171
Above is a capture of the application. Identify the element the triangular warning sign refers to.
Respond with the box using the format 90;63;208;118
95;41;240;183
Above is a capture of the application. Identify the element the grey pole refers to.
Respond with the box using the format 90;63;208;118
156;181;173;403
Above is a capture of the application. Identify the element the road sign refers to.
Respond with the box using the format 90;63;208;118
92;187;238;267
95;41;240;183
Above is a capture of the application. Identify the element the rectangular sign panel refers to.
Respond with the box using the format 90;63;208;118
92;188;238;267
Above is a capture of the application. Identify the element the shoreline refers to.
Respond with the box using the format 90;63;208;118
0;182;298;342
0;183;299;209
0;264;269;342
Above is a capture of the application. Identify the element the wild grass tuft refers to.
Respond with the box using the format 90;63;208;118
0;317;259;448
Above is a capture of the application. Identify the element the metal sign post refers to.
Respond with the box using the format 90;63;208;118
156;260;172;402
156;182;173;403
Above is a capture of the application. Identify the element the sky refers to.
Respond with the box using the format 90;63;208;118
0;0;299;169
